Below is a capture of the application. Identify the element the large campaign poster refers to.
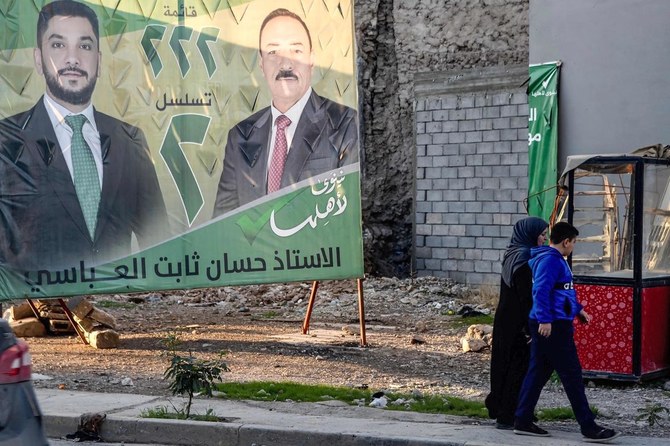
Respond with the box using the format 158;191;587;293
0;0;363;300
527;61;560;222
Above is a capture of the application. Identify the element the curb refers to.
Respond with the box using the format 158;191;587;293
43;413;467;446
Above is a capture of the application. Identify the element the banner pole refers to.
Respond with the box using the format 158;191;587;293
301;281;319;334
301;279;367;347
357;278;367;346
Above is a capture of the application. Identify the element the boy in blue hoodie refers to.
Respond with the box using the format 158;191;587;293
513;222;620;443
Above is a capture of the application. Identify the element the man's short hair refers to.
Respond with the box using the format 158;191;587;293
37;0;99;49
550;221;579;244
258;8;312;53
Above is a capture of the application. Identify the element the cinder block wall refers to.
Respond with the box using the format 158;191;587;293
413;65;529;285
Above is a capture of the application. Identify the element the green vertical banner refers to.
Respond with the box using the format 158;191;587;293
528;61;561;221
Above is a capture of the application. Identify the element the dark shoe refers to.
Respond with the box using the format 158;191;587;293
582;425;621;443
495;422;514;430
514;422;551;437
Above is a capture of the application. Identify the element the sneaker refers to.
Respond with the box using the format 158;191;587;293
582;425;621;443
514;422;551;437
495;422;514;430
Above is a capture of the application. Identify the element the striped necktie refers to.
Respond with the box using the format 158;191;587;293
268;115;292;193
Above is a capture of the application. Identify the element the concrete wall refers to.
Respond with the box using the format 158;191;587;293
414;66;529;285
355;0;529;276
530;0;670;169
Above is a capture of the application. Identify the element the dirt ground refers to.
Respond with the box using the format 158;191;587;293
10;276;670;438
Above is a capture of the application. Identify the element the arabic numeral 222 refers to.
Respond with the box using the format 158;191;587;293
141;25;220;79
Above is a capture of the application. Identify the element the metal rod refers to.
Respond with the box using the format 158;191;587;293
357;278;367;347
58;299;89;345
25;299;41;319
301;281;319;334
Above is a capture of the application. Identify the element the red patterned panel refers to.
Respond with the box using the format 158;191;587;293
574;284;634;375
641;286;670;374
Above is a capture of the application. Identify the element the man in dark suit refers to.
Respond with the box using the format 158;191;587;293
213;8;359;217
0;0;168;272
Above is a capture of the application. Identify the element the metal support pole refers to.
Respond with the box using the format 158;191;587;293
25;299;41;319
357;278;367;346
57;299;89;345
302;279;367;347
301;281;319;334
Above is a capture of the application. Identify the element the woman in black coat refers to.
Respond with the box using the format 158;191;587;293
485;217;548;429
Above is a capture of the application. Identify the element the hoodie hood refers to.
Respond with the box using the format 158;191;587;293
528;245;558;269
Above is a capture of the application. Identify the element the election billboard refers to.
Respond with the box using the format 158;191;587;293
0;0;363;300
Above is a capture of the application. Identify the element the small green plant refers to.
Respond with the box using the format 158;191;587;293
164;352;230;418
140;405;220;422
160;331;230;419
261;310;279;319
160;330;183;358
635;403;670;427
140;405;181;419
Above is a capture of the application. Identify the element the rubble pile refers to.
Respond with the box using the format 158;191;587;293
460;324;493;352
121;276;488;324
2;297;119;349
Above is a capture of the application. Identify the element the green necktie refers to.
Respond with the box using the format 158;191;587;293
65;114;100;239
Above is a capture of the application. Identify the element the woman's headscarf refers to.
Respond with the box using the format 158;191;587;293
501;217;548;287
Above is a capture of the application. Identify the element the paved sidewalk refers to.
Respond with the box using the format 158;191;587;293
36;389;670;446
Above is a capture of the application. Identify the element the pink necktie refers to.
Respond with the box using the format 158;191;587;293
268;115;291;193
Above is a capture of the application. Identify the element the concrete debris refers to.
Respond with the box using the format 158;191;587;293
460;323;493;352
2;297;119;349
9;317;47;337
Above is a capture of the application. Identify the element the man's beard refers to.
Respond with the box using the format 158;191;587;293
44;66;97;106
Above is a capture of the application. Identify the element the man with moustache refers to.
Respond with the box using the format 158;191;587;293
0;0;168;272
213;8;359;216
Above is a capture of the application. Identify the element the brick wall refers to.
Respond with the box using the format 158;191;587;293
413;65;529;285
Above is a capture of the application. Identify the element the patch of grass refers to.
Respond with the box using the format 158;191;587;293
94;300;135;309
386;394;488;418
140;405;220;422
260;310;279;319
217;381;371;403
149;380;594;423
215;381;487;417
537;405;599;421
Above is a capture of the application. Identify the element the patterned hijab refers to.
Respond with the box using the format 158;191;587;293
501;217;548;287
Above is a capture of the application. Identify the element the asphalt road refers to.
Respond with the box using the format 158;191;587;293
49;440;163;446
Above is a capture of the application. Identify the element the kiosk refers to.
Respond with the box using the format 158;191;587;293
555;148;670;380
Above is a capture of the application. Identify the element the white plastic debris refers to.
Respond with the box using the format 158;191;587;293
369;396;388;408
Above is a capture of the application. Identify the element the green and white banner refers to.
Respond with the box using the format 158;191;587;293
0;0;363;300
528;61;560;221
